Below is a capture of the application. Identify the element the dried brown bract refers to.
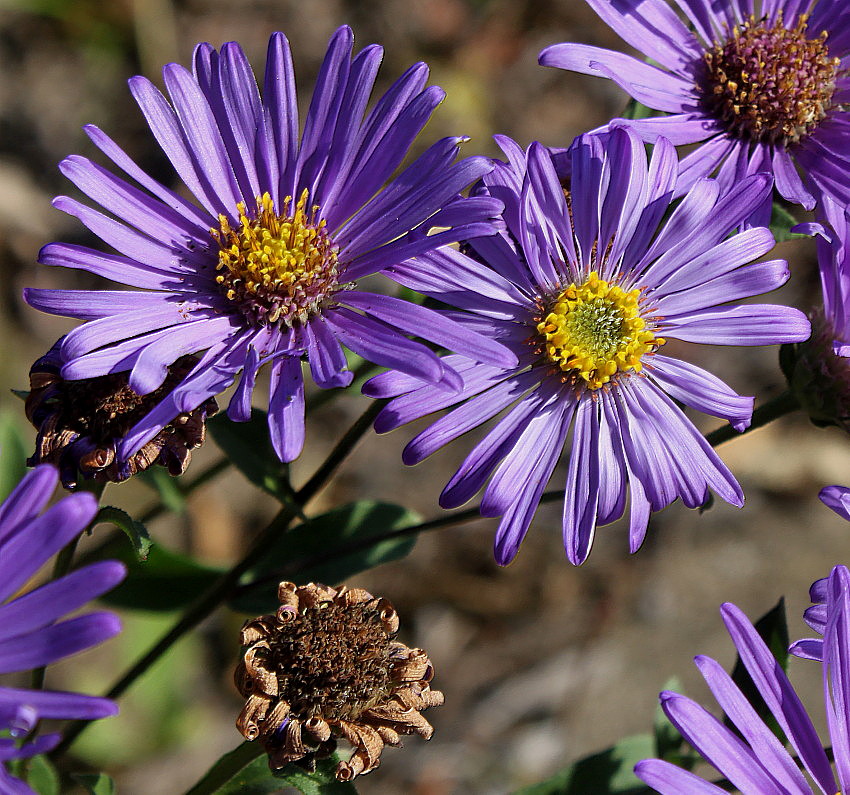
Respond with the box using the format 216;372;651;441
25;339;217;488
234;581;444;781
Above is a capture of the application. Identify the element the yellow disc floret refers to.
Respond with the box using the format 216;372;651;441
536;271;663;390
212;190;340;327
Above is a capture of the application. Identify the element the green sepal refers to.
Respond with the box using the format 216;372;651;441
72;772;116;795
94;506;153;561
230;500;421;615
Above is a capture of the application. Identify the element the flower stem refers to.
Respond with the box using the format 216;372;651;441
51;400;383;757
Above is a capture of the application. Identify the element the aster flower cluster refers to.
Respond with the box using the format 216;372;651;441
6;3;850;792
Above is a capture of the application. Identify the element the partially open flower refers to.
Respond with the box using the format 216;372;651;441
25;338;217;488
234;582;443;781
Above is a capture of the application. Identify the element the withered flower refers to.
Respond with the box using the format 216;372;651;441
25;338;217;488
234;581;443;781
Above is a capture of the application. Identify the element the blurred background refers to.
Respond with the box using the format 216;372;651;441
0;0;847;792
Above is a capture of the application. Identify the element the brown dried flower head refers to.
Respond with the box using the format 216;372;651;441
234;581;443;781
25;338;217;489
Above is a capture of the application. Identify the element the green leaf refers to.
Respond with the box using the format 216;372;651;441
727;597;789;741
0;409;30;501
621;99;656;120
139;466;186;514
185;742;356;795
95;506;153;561
770;202;805;242
97;538;221;612
231;501;421;615
72;773;116;795
514;734;654;794
25;755;59;795
208;410;291;499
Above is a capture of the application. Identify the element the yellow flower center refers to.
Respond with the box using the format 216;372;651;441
536;271;663;390
212;190;340;327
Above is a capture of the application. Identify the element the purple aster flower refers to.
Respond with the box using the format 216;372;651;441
0;465;124;795
635;565;850;795
539;0;850;222
785;485;850;662
783;198;850;427
25;26;516;464
365;128;810;565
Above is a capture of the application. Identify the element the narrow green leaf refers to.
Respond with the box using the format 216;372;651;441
230;500;421;615
25;755;59;795
95;506;153;561
208;410;290;498
139;466;186;514
97;539;221;612
514;734;654;794
621;98;656;120
0;409;29;501
72;772;116;795
184;742;356;795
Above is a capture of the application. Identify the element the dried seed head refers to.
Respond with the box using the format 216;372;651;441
234;582;443;781
25;338;218;488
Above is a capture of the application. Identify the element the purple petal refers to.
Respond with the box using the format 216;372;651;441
562;397;601;565
634;759;727;794
267;355;305;463
662;305;811;346
0;466;56;545
820;485;850;522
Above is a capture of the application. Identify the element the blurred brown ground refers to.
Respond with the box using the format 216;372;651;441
0;1;846;793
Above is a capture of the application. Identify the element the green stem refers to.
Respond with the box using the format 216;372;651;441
704;389;799;448
51;400;382;758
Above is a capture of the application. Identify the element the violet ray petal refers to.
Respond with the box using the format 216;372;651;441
339;291;517;369
0;613;121;675
658;691;790;794
162;63;244;215
263;33;298;200
771;146;815;209
0;688;117;721
440;387;549;509
25;289;172;321
128;75;222;217
720;602;836;792
662;305;811;346
59;155;210;244
627;464;651;554
365;352;479;401
324;307;446;386
304;315;353;390
0;493;97;604
647;355;753;430
634;759;728;794
402;370;539;464
0;733;60;764
589;57;696;113
386;248;531;317
268;355;305;463
789;638;825;661
0;562;125;643
127;315;240;394
0;467;56;544
468;232;537;295
38;242;180;290
694;655;811;793
568;134;604;266
595;395;627;526
820;485;850;521
119;337;246;459
227;344;261;422
562;397;601;565
616;113;716;146
525;142;577;266
655;259;791;317
675;135;738;195
480;387;571;517
52;196;196;272
83;125;212;229
493;403;571;565
825;566;850;790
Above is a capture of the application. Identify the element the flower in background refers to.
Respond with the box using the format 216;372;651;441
366;129;810;565
26;338;218;489
26;26;515;464
635;565;850;795
782;198;850;428
235;581;442;781
787;484;850;662
540;0;850;223
0;465;124;794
